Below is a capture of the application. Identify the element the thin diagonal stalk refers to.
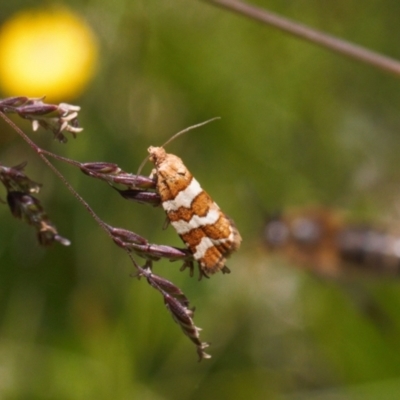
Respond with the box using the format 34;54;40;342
0;111;114;241
203;0;400;77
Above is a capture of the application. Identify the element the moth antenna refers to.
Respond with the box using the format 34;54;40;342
136;117;220;176
159;117;221;149
136;154;151;177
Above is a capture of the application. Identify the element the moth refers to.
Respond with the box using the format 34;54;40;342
264;207;400;278
148;145;242;276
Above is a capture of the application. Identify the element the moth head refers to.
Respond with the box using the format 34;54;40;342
148;146;167;165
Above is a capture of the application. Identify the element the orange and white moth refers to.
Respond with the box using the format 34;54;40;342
148;146;242;275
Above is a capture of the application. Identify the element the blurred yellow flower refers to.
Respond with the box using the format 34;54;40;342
0;8;98;102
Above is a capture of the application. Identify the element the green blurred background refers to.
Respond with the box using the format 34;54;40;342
1;0;400;398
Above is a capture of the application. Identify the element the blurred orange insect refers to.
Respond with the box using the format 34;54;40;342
263;207;400;278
